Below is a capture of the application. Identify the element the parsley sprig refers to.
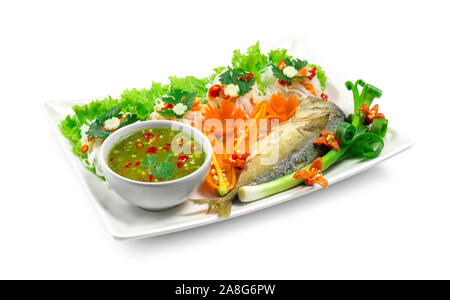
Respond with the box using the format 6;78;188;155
142;154;177;180
219;68;255;96
158;89;197;119
87;106;138;139
271;58;309;84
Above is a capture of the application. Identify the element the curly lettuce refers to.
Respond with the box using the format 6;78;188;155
268;48;291;65
121;82;169;119
169;75;209;97
309;64;327;91
231;42;269;91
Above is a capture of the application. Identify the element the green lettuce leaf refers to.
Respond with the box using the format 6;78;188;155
231;42;269;91
210;66;226;81
60;96;119;160
268;48;291;65
121;81;169;120
309;64;327;91
169;76;209;97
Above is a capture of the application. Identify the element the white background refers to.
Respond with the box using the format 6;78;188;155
1;0;449;280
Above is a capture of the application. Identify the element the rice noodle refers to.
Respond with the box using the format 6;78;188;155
82;139;104;177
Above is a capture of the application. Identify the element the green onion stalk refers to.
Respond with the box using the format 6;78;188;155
238;80;389;203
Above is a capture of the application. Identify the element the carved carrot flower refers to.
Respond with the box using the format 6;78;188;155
313;130;340;151
358;104;385;125
293;157;328;189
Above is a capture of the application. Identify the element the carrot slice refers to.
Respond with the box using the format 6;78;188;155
297;67;308;76
270;92;286;115
302;83;317;96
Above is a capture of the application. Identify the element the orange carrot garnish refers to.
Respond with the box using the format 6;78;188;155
204;100;245;136
191;98;202;111
266;92;298;122
293;157;328;189
358;104;385;125
313;130;340;151
302;83;317;96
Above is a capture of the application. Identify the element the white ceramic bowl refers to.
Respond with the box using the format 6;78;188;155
99;120;212;211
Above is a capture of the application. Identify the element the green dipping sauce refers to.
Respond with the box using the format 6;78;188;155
108;128;206;183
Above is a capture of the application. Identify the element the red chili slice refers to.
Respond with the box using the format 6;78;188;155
109;157;114;162
162;146;170;151
124;162;133;168
178;155;189;162
81;145;89;153
320;93;329;101
278;79;288;86
134;161;141;166
135;142;144;148
308;67;317;80
143;133;154;141
148;174;154;182
161;103;174;111
177;162;184;168
146;147;157;154
208;84;222;98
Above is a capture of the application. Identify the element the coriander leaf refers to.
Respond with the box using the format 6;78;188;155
150;154;177;180
271;65;290;82
117;114;138;129
271;64;309;84
161;89;188;106
86;106;122;139
292;58;308;70
86;106;138;139
158;109;178;119
170;89;189;101
159;89;198;119
219;69;233;85
142;155;158;168
86;122;109;139
161;95;179;105
183;92;197;110
237;79;254;95
219;68;255;96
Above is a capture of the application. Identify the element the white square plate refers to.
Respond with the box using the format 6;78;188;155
43;42;413;240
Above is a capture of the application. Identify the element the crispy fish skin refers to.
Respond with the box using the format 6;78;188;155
192;96;345;217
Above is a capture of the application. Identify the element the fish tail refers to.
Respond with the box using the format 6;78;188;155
190;189;238;218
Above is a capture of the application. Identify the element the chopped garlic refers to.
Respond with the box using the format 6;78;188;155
283;66;298;79
173;103;188;116
104;117;121;131
80;124;90;137
224;84;240;98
